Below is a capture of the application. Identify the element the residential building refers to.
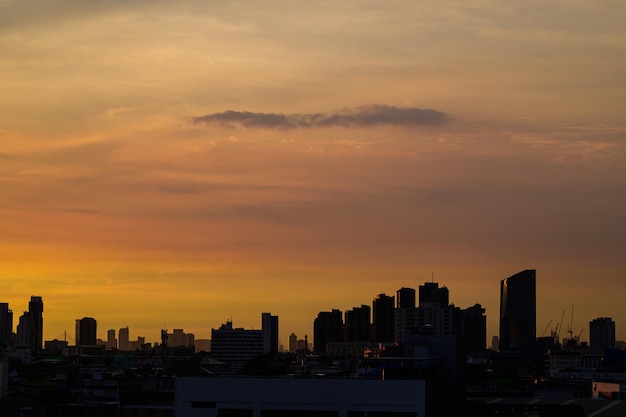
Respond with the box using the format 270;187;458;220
261;312;279;353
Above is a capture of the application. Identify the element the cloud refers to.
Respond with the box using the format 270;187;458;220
192;104;450;129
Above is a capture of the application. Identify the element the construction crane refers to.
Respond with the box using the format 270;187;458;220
541;320;553;337
567;304;575;341
557;309;566;342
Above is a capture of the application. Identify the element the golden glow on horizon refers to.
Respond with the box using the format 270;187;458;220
1;1;626;344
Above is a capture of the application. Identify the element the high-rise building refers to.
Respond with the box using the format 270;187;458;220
288;333;297;353
28;296;43;354
0;303;12;345
16;312;31;347
119;327;130;351
419;283;449;307
77;317;97;346
499;269;536;352
373;294;395;343
344;305;371;342
262;313;279;353
397;287;416;309
395;288;417;343
589;317;616;350
106;329;117;350
313;309;343;353
461;304;487;355
211;321;263;368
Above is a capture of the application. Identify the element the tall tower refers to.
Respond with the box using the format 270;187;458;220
28;296;43;354
77;317;97;346
589;317;615;350
119;327;130;351
262;313;279;353
499;269;536;352
0;303;13;346
372;293;395;343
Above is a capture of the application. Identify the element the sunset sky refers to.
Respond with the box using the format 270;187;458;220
1;1;625;347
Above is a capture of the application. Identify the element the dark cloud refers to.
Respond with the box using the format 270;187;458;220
192;104;450;129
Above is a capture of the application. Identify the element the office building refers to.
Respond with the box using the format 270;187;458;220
28;296;44;354
0;303;12;345
344;305;371;342
288;332;297;353
373;293;395;343
313;309;343;353
499;269;536;352
176;378;426;417
118;327;130;351
106;329;117;350
211;321;263;369
261;312;279;353
77;317;97;346
590;317;616;350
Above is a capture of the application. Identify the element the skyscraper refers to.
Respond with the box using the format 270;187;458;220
77;317;97;346
119;327;130;351
499;269;536;352
372;293;395;343
0;303;12;345
28;296;43;354
589;317;615;350
262;312;279;353
106;329;117;349
313;309;343;353
344;305;371;342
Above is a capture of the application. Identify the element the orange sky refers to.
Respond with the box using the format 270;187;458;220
1;1;626;346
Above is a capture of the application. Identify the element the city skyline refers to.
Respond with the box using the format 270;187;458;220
2;2;625;346
2;269;623;348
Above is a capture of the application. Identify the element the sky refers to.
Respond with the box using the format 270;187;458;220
1;0;625;347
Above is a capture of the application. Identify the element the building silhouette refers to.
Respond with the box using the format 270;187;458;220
589;317;616;350
397;287;416;309
76;317;97;346
261;312;279;353
344;305;371;342
118;327;130;351
28;296;44;354
313;309;343;353
419;282;448;307
372;293;395;343
0;303;12;346
211;321;263;369
461;304;487;354
499;269;536;352
106;329;117;349
288;332;297;353
168;329;195;347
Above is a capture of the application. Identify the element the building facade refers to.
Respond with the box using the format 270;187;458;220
261;313;279;353
211;321;263;369
589;317;616;350
313;309;343;353
372;293;395;343
499;269;536;352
